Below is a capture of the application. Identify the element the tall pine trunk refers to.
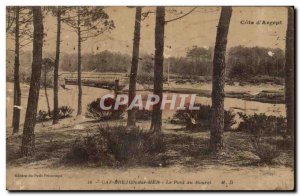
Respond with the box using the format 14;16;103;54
44;69;51;116
210;7;232;153
285;7;294;144
77;10;82;116
127;7;142;128
53;8;61;124
150;6;165;133
12;6;21;134
21;6;43;156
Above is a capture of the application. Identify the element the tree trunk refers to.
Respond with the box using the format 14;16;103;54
127;7;142;128
150;6;165;133
12;6;21;134
53;8;61;124
210;7;232;153
21;6;43;156
285;7;294;144
44;69;51;116
77;9;82;116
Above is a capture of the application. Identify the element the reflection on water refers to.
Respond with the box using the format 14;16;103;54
161;93;285;120
197;96;285;116
6;83;286;127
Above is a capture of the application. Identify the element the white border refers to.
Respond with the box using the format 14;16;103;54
1;0;298;195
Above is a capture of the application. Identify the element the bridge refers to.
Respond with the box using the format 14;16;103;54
60;72;129;90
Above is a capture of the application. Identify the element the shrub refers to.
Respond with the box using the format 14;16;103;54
63;126;165;166
173;104;236;131
36;105;74;123
58;106;74;119
135;109;152;121
250;136;280;164
63;135;113;165
100;126;164;163
237;113;286;135
237;113;286;164
36;110;50;122
86;97;126;120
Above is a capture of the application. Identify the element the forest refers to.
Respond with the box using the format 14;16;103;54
6;6;294;190
7;45;285;82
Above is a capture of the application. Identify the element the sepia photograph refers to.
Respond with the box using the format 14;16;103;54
5;5;295;191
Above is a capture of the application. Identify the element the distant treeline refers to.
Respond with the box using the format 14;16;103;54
60;51;131;72
227;46;285;79
6;45;285;82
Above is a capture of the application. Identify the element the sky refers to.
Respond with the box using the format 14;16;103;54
7;6;288;57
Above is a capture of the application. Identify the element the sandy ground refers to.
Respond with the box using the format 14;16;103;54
6;82;112;130
6;115;294;191
6;82;293;191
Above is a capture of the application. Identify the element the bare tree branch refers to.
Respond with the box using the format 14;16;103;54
6;7;16;32
165;7;197;23
141;10;155;21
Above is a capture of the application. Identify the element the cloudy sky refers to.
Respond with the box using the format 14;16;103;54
7;6;288;57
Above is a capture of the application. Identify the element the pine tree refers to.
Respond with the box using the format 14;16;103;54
63;7;115;115
210;7;232;153
150;6;165;133
21;6;44;156
284;7;295;145
127;7;142;128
